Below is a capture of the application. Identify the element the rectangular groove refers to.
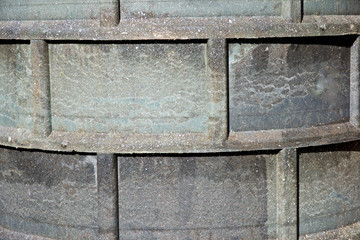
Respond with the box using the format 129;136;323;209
117;152;275;238
31;40;52;138
48;40;210;135
228;36;354;132
276;148;298;239
301;0;304;21
0;40;33;130
281;0;302;22
350;37;360;128
0;0;108;21
206;39;228;143
296;150;300;240
120;0;282;19
100;0;120;27
97;154;119;239
303;0;360;15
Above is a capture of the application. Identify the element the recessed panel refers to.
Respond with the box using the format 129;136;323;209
304;0;360;15
0;0;116;21
50;43;209;134
121;0;282;19
299;142;360;235
0;148;98;238
229;40;350;132
0;43;33;130
118;154;271;238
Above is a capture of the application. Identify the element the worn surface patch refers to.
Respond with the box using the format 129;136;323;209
0;148;98;239
50;43;209;134
229;42;350;132
0;43;33;130
304;0;360;15
299;142;360;235
118;154;271;239
121;0;282;18
0;0;117;21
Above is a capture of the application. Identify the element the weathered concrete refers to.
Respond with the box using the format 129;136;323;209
300;221;360;240
206;39;228;144
299;142;360;236
0;1;359;238
0;148;118;239
229;38;351;132
100;0;120;27
97;154;118;240
49;43;209;135
350;37;360;128
31;40;52;138
276;149;298;240
0;42;33;130
304;0;360;15
118;154;274;239
282;0;301;22
121;0;282;19
1;143;360;239
0;226;53;240
0;0;116;21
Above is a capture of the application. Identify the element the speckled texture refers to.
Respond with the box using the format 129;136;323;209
300;221;360;240
0;43;33;130
299;142;360;236
0;148;99;239
31;40;52;138
304;0;360;15
276;149;298;239
0;16;359;41
0;1;359;240
118;154;272;239
121;0;282;19
97;154;118;240
49;43;209;134
0;226;54;240
0;0;117;21
229;41;350;132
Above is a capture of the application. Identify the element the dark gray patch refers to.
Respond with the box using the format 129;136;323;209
178;158;196;224
118;154;270;238
299;141;360;235
0;149;95;187
230;42;350;132
252;45;269;72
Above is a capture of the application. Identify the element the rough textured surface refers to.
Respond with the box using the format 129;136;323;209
282;0;301;22
304;0;360;15
229;40;351;132
300;221;360;240
121;0;281;19
299;141;360;235
0;38;359;153
206;39;228;143
97;154;118;240
31;40;52;138
0;148;99;239
0;16;359;41
0;43;33;130
0;0;117;21
49;43;209;134
0;1;359;240
118;154;273;239
0;226;54;240
276;149;298;239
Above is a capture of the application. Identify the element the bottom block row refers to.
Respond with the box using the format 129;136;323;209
0;142;360;239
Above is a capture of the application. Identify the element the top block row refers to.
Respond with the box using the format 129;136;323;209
0;0;359;21
0;37;359;153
